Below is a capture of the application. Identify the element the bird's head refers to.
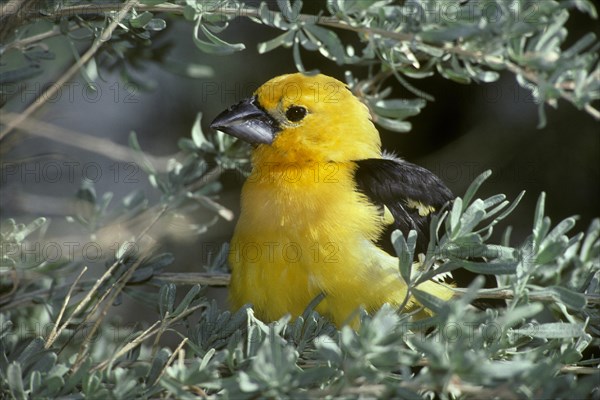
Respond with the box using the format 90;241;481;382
210;73;381;164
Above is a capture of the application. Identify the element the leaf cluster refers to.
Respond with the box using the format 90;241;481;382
1;126;598;397
1;0;599;129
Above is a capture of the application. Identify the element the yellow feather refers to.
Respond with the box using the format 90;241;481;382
406;199;436;217
227;73;453;328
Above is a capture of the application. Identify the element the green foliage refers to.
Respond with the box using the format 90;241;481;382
0;1;599;399
1;120;599;397
1;0;599;129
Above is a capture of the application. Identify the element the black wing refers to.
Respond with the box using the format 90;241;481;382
354;157;454;255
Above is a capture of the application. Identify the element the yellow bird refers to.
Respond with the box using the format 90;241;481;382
210;73;454;327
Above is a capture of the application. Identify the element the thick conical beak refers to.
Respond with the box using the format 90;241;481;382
210;96;280;145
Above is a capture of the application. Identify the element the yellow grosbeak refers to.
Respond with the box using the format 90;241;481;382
211;73;454;327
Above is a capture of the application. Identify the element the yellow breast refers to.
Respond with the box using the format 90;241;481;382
228;162;412;326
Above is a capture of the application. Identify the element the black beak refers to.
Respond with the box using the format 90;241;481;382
210;96;280;145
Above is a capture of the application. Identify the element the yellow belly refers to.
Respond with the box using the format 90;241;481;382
228;162;416;326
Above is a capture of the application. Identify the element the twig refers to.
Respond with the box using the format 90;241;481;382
0;272;226;312
50;256;124;336
0;112;169;169
91;301;205;372
69;200;166;364
0;0;39;43
71;254;147;371
559;365;600;375
154;272;230;287
44;266;88;349
60;204;167;370
5;272;599;312
0;207;169;313
69;205;168;371
504;60;600;121
0;0;139;140
1;26;60;54
139;203;170;240
8;2;599;123
453;287;600;305
86;320;161;372
0;23;83;54
0;203;176;314
0;281;88;311
152;337;188;385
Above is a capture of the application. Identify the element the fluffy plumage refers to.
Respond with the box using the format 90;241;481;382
211;73;454;327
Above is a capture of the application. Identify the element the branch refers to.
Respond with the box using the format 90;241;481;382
453;287;600;305
5;272;599;311
0;0;140;141
4;1;598;130
155;273;600;305
1;26;59;54
0;0;39;42
0;272;226;312
154;272;230;287
44;266;88;349
0;23;83;55
504;60;600;121
89;301;204;372
0;112;169;169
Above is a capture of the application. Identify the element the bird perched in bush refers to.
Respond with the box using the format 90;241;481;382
211;73;454;327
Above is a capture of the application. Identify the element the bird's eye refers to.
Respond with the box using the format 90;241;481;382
285;106;307;122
